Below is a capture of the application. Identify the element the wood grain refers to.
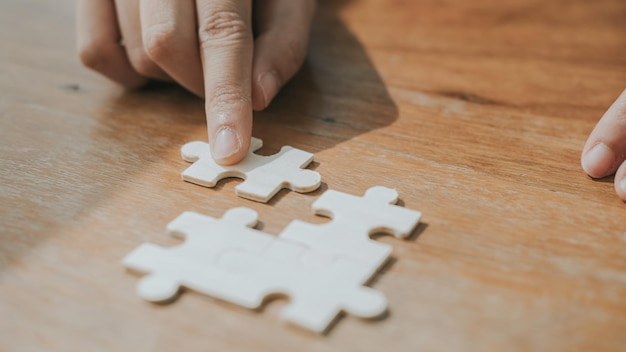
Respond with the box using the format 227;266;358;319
1;0;625;351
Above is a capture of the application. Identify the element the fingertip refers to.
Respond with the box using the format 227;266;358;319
206;101;253;165
215;148;248;165
210;126;250;165
581;142;617;178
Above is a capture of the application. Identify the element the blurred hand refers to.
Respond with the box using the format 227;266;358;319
77;0;316;165
581;89;626;201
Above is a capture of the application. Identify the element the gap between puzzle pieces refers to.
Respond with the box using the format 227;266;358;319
123;187;422;334
180;137;321;203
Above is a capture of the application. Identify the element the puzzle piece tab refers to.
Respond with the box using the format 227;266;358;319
280;186;422;270
180;137;321;202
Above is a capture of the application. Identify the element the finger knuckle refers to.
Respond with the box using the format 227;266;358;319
78;39;116;71
198;9;249;47
143;23;177;62
209;84;251;107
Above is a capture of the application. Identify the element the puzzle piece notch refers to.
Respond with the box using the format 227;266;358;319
123;208;274;303
218;240;387;333
280;186;422;270
180;137;321;203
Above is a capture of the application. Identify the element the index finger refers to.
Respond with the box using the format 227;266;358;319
196;0;253;165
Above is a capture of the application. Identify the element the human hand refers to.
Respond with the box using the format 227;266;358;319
581;89;626;201
76;0;316;165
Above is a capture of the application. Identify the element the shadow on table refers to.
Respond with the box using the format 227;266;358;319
83;0;400;210
98;0;398;153
253;0;398;151
0;1;399;279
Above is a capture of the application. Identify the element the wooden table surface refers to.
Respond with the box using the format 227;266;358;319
2;0;625;350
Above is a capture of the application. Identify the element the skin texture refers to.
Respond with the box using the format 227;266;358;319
581;89;626;201
76;0;316;165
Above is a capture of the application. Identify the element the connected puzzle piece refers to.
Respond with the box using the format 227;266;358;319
280;186;422;270
218;240;386;333
180;137;321;202
123;208;388;333
123;208;274;304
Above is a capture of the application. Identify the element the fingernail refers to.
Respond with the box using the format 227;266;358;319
582;143;615;178
258;71;280;108
212;127;241;160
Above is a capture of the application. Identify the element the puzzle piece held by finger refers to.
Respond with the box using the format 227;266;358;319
180;137;321;203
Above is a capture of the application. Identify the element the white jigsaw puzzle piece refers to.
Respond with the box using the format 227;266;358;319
280;186;422;270
123;207;389;334
180;137;321;203
218;240;387;333
123;208;274;304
